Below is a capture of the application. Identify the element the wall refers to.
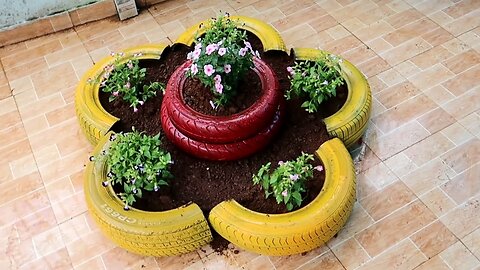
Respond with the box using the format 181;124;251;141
0;0;101;29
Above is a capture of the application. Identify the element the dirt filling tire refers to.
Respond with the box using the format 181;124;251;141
75;44;168;146
208;138;355;256
84;132;213;257
293;48;372;148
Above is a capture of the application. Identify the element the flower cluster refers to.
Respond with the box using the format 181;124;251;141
186;14;259;107
97;52;164;112
95;130;173;210
285;53;345;113
252;153;323;211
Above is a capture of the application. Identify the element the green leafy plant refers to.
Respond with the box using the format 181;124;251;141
99;52;164;112
285;53;345;113
252;153;323;211
186;13;258;107
96;130;173;210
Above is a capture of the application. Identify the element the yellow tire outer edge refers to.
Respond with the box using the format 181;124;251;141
74;44;168;146
84;131;213;257
208;138;356;256
293;48;372;148
176;15;286;52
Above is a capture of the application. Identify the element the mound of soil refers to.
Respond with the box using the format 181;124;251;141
99;33;346;220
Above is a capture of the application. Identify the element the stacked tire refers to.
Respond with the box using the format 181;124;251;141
161;58;284;161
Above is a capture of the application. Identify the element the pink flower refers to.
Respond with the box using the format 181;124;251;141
192;49;201;60
190;63;198;75
255;50;261;59
214;74;222;83
278;161;284;166
138;100;144;105
214;82;223;94
127;61;133;69
204;64;214;76
287;66;295;75
314;165;324;172
124;82;131;89
289;174;299;181
218;47;227;56
187;52;193;60
282;190;288;197
133;107;138;113
206;44;218;55
244;41;252;50
110;51;116;57
195;43;202;51
239;47;248;57
112;91;119;96
224;64;231;74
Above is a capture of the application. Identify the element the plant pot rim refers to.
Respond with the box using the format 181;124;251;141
167;57;279;119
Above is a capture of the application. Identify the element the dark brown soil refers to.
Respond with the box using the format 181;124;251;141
100;34;347;215
183;69;262;116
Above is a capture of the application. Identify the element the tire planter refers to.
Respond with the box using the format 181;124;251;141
74;16;369;257
163;58;282;143
293;48;372;148
176;15;286;53
160;57;284;161
84;131;213;257
208;138;355;256
74;44;168;146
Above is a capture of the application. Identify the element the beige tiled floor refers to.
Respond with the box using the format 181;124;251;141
0;0;479;269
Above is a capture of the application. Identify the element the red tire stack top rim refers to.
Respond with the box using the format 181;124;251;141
162;58;282;144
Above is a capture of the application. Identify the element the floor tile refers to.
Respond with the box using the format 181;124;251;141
414;255;450;270
441;162;480;204
356;239;427;270
440;138;480;174
461;227;480;259
356;200;436;257
440;241;480;269
441;194;480;239
360;181;416;221
403;132;455;167
410;220;458;258
296;251;344;270
401;158;456;197
420;187;457;218
331;237;370;269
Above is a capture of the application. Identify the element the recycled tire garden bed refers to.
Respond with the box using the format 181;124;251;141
76;16;371;257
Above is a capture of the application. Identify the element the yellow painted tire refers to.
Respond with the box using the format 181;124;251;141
84;131;213;256
208;138;355;256
293;48;372;148
74;44;168;146
176;15;286;52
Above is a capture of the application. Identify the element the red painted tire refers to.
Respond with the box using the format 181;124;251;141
161;103;284;161
163;58;281;144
